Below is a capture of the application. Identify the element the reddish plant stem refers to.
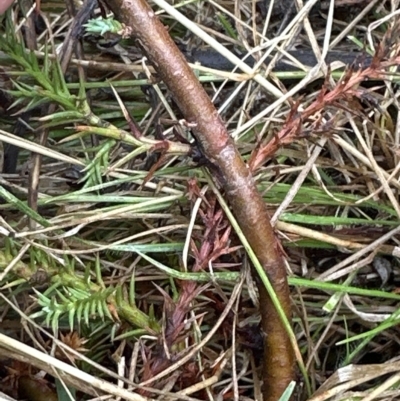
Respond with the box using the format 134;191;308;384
104;0;295;398
250;54;400;170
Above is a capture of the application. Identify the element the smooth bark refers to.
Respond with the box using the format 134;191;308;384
104;0;295;398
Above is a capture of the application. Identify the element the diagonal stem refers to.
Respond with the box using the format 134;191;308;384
103;0;295;398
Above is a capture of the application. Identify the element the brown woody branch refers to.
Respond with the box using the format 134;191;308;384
103;0;295;399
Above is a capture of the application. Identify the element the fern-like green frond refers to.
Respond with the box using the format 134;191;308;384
33;286;115;332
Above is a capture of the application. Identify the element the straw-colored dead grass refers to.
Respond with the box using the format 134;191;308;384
1;0;400;400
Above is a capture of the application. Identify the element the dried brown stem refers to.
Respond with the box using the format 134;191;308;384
103;0;295;398
250;52;400;171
